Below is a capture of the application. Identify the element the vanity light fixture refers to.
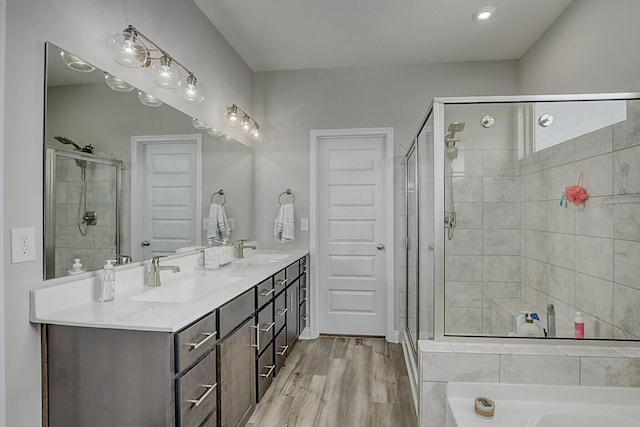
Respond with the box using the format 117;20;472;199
60;51;95;72
191;118;209;130
472;6;496;21
110;25;205;104
225;104;262;141
104;72;134;92
137;91;163;107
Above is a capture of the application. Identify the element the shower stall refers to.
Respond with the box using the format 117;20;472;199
44;147;122;279
405;92;640;356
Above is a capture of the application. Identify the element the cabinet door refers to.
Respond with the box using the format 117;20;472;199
217;317;256;427
285;284;299;348
256;342;275;402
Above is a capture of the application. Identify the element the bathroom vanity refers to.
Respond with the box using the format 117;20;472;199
32;250;308;427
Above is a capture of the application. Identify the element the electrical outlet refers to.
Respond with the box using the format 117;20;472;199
300;218;309;232
11;227;36;263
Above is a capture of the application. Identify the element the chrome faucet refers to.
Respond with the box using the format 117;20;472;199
148;256;181;287
234;240;257;259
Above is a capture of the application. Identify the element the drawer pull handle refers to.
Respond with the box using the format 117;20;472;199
276;345;289;356
261;321;276;333
260;365;276;378
187;332;217;350
250;325;260;349
260;288;275;297
186;383;217;407
302;314;308;321
302;264;307;272
301;286;307;291
276;279;287;286
277;308;289;317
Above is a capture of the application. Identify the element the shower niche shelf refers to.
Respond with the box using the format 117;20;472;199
602;194;640;205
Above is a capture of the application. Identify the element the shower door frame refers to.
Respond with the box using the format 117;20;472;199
431;92;640;342
405;139;419;357
44;147;122;279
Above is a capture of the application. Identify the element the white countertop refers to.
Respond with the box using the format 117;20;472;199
30;249;308;333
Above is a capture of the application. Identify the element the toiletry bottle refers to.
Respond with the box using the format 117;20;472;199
67;258;86;275
520;314;541;337
574;311;585;339
100;260;116;302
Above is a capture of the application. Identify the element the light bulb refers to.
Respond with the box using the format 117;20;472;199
153;54;180;89
110;27;148;68
225;105;242;127
137;91;163;107
104;73;134;92
60;51;95;72
178;74;205;104
241;115;254;134
207;128;222;137
472;6;496;21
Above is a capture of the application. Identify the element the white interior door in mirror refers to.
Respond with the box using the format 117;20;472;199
132;135;202;260
317;136;387;335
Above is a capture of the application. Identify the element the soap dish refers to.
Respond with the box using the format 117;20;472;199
474;396;495;419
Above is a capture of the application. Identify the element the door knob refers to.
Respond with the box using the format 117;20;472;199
141;240;151;247
376;243;385;250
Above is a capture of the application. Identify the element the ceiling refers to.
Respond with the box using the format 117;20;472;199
194;0;573;72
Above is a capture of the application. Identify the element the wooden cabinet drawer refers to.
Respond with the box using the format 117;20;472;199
219;289;255;340
177;349;217;427
274;269;287;295
286;261;299;283
257;302;275;355
298;274;307;303
201;411;217;427
274;325;288;376
256;277;274;309
274;291;287;333
299;301;308;335
286;284;299;349
256;342;275;402
175;311;218;372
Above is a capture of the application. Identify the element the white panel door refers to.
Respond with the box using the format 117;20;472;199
132;135;201;260
317;135;387;335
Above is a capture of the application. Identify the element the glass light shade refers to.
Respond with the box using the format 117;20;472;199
104;73;134;92
241;115;255;134
225;105;242;127
153;55;180;89
178;74;205;104
137;91;163;107
191;118;209;130
207;128;222;137
250;126;262;142
473;6;496;21
110;29;148;68
60;51;95;72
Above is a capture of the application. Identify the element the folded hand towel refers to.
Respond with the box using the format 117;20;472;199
274;203;295;243
207;203;230;242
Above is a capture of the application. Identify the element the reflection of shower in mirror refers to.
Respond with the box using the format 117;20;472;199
445;122;465;240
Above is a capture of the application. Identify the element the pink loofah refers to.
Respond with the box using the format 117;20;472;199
565;173;589;206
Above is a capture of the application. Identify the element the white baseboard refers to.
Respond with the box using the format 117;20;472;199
387;329;401;343
298;327;313;340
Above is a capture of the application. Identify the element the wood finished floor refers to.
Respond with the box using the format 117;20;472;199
247;336;417;427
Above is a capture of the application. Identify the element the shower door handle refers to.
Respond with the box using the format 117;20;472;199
376;243;385;250
141;240;151;247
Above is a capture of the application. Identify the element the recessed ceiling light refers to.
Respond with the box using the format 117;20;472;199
473;6;496;22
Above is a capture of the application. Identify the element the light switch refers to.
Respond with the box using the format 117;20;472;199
300;218;309;232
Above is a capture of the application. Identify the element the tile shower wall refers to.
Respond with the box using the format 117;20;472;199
444;105;522;334
518;99;640;339
54;157;118;276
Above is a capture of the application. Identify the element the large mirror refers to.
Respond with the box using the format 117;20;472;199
44;43;253;279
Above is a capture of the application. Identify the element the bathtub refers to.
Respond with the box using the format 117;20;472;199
446;382;640;427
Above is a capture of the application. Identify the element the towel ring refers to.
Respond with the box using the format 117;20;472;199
210;189;226;205
278;189;295;205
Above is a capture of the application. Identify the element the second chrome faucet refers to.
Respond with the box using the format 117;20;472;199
148;256;181;287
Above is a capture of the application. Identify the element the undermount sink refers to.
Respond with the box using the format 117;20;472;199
131;276;241;303
240;251;290;264
529;412;640;427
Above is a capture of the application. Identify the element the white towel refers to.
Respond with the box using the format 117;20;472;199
274;203;295;243
207;203;230;242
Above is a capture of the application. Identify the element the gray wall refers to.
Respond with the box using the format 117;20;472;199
0;0;6;424
3;0;253;425
519;0;640;94
252;62;520;331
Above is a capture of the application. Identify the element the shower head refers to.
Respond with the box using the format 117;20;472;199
445;122;466;147
54;136;94;154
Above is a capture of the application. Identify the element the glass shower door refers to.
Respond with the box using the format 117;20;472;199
406;142;419;354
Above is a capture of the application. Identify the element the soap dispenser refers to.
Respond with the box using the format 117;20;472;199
520;314;541;337
100;260;116;302
67;258;86;275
